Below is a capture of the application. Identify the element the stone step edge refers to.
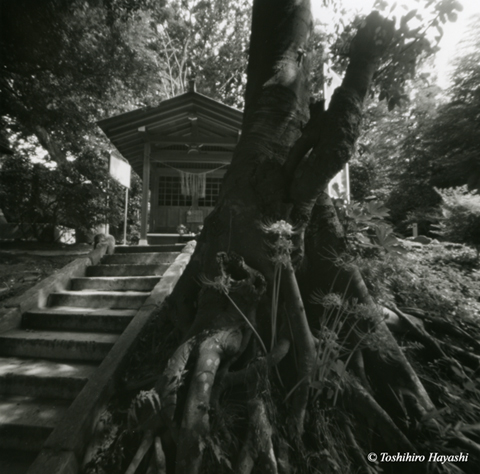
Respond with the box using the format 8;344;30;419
25;308;138;316
49;290;150;297
115;243;185;253
71;276;161;280
0;395;70;452
0;357;97;399
1;242;111;332
21;311;135;334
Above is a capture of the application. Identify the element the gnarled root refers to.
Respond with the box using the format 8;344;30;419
125;430;154;474
174;327;244;474
387;306;479;378
236;399;278;474
399;306;480;352
345;377;417;454
364;321;435;419
222;338;291;389
145;436;166;474
155;338;197;436
127;326;247;474
281;261;316;436
342;416;378;474
387;305;446;360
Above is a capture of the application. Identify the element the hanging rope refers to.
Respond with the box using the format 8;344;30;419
157;161;228;197
180;171;206;198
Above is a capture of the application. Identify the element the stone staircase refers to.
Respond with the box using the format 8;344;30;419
0;246;180;474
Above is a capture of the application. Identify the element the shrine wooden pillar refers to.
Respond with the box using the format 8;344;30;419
139;138;151;245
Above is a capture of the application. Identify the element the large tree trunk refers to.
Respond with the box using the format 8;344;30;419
124;2;480;473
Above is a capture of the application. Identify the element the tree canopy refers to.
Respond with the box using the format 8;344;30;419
0;0;252;238
364;12;480;234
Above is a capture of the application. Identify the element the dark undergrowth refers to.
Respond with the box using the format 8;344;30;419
357;242;480;469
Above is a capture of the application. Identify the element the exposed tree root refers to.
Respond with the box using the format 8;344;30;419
222;338;291;389
156;338;197;433
347;349;373;394
175;328;244;474
437;340;480;369
236;399;278;474
387;306;480;378
367;322;436;416
155;437;167;474
145;437;167;474
123;255;480;474
125;430;154;474
388;305;447;359
281;261;316;436
342;416;378;474
399;307;480;352
453;434;480;459
372;307;480;462
121;257;478;474
345;378;417;454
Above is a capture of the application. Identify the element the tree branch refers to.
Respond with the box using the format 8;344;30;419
288;12;394;228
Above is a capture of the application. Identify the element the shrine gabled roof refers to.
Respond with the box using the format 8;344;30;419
97;90;243;176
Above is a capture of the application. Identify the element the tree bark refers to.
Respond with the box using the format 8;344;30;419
32;124;68;164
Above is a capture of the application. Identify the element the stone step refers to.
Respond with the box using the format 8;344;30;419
86;264;170;277
71;275;160;291
48;290;148;309
102;252;179;265
0;449;37;474
22;307;136;333
115;244;185;253
0;357;96;399
0;330;118;361
0;395;70;451
147;234;192;245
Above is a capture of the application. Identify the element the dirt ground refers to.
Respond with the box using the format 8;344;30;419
0;241;91;309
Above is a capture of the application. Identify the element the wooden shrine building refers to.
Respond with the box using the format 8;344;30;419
98;83;243;244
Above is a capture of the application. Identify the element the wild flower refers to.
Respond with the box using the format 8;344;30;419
199;273;233;294
128;389;161;428
199;273;267;353
262;219;294;237
261;220;296;349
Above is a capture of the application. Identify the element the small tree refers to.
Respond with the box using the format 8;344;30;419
434;186;480;249
385;13;480;232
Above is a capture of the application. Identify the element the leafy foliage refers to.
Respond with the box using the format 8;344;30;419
433;186;480;247
0;146;142;241
325;0;463;110
1;1;162;160
334;199;405;254
118;0;251;108
356;241;480;434
349;79;444;234
358;242;480;322
380;14;480;233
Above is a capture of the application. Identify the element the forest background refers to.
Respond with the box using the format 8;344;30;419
1;0;480;246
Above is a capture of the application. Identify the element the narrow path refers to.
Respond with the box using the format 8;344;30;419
0;245;180;474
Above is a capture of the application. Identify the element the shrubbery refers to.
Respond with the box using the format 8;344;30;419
433;186;480;248
334;199;405;255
